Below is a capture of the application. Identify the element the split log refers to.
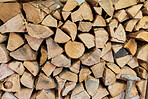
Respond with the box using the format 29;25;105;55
85;0;98;7
114;10;127;22
78;22;93;32
135;16;148;30
135;67;147;79
58;21;63;27
40;46;47;66
25;34;44;51
127;57;139;69
102;50;114;62
137;44;148;62
106;63;121;74
79;66;91;82
62;11;71;21
113;47;128;59
71;2;93;22
0;14;25;34
51;54;71;68
91;60;105;78
21;71;34;89
46;37;64;60
53;10;62;20
0;34;7;43
124;19;139;32
42;61;56;76
139;60;148;71
54;28;71;43
94;7;102;15
112;44;123;53
0;44;10;63
61;20;77;41
1;92;17;99
69;60;80;74
62;0;79;11
36;89;55;99
53;67;63;76
101;42;111;57
134;10;143;19
65;41;85;59
8;61;25;75
35;73;55;90
93;15;106;27
7;33;24;51
26;24;54;39
42;14;57;27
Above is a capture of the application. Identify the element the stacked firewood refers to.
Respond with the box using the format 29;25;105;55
0;0;148;99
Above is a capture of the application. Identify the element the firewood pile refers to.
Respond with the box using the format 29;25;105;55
0;0;148;99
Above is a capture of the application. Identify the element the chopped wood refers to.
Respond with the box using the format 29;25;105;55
127;57;139;69
93;15;106;27
51;54;71;67
139;60;148;71
1;92;17;99
101;42;112;57
71;2;93;22
85;0;98;7
58;21;63;27
0;64;14;81
135;67;147;79
53;10;62;20
0;44;10;63
62;11;71;21
42;14;57;27
79;66;91;82
61;20;77;41
102;50;114;62
94;28;108;48
40;46;47;66
94;7;102;15
53;67;63;76
62;0;79;11
78;22;93;32
25;34;44;51
112;44;123;53
65;41;85;59
106;63;121;74
135;16;148;30
42;61;56;76
21;71;34;89
114;10;127;22
8;61;25;75
26;24;54;39
69;60;80;74
134;10;143;19
137;44;148;62
124;19;139;32
113;47;128;59
91;60;105;78
0;14;25;34
7;33;24;51
54;28;71;43
0;34;7;43
36;89;55;99
131;84;139;98
85;76;99;96
46;37;64;60
35;73;55;90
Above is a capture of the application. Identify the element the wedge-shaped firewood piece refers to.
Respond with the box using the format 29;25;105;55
135;16;148;30
40;46;47;66
79;66;91;82
85;76;99;96
53;67;63;76
0;44;10;63
42;61;56;76
0;64;14;81
59;70;78;82
36;89;55;99
94;7;102;15
102;50;114;62
114;10;127;22
71;83;90;99
51;54;71;67
35;73;55;90
0;34;7;43
108;81;125;97
54;28;70;43
115;55;133;68
103;68;116;86
53;10;62;20
62;11;71;20
42;14;57;27
78;22;93;32
14;88;33;99
21;71;34;89
125;19;139;32
114;47;128;59
62;0;78;11
8;61;25;75
112;44;123;53
70;60;80;74
135;67;147;79
101;42;111;57
78;33;95;49
25;34;44;51
7;33;24;51
106;63;121;74
0;3;21;22
114;0;137;10
0;14;25;34
134;10;143;19
124;39;137;55
93;15;106;27
139;60;148;71
65;41;85;59
46;37;64;59
1;92;17;99
126;4;143;18
23;61;39;76
98;0;114;16
62;81;76;96
61;20;77;41
26;24;54;39
71;2;93;22
92;85;109;99
127;57;139;69
0;74;20;92
137;44;148;62
94;28;108;48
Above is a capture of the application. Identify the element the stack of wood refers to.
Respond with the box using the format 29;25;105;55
0;0;148;99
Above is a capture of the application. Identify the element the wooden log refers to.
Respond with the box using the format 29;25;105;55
8;61;25;75
85;76;99;96
69;60;80;74
65;41;85;59
85;0;98;7
102;50;114;62
7;33;24;51
40;46;47;66
78;22;93;32
1;92;17;99
91;60;105;78
135;67;147;79
42;61;56;76
62;0;79;11
134;10;143;19
137;44;148;62
0;14;25;34
53;10;62;20
35;73;55;90
25;34;44;51
127;57;139;69
135;16;148;31
58;21;63;28
62;11;71;21
0;44;10;63
94;7;102;15
61;20;77;41
113;47;128;59
26;24;54;39
101;42;112;57
93;15;106;27
106;63;121;74
21;71;34;89
114;10;127;22
124;19;139;32
139;60;148;71
51;54;71;68
112;44;123;53
53;67;63;76
0;64;14;81
79;66;91;82
46;37;64;60
0;34;7;43
36;89;55;99
54;28;71;43
71;2;93;22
